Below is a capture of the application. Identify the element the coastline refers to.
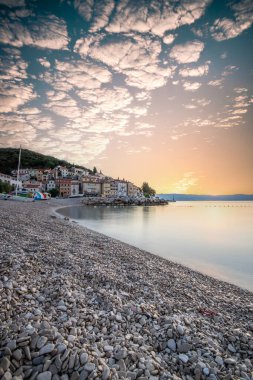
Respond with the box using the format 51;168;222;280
0;200;253;379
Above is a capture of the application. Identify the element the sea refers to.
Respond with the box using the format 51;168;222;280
58;201;253;292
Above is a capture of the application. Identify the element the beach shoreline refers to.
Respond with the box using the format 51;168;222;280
0;200;252;379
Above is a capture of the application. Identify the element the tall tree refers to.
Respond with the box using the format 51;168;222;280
141;182;156;197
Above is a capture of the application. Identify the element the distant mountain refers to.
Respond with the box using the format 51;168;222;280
0;148;91;175
158;194;253;201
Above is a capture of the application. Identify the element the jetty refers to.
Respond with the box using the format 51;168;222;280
82;196;168;206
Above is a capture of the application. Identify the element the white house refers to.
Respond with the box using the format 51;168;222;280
71;180;80;196
116;180;128;197
0;173;22;189
46;180;56;191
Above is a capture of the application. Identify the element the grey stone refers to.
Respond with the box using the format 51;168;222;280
84;363;95;372
178;354;189;363
177;325;185;335
37;371;52;380
37;336;48;349
215;356;224;366
70;372;79;380
39;343;55;356
104;345;113;352
57;344;67;354
118;359;126;372
0;357;11;371
178;343;191;353
1;371;12;380
227;344;236;353
203;367;210;376
114;348;127;360
102;365;110;380
224;358;236;365
13;349;22;361
79;353;88;365
167;339;176;351
79;370;88;380
7;340;17;351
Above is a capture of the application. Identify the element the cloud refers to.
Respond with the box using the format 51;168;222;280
183;97;211;109
74;0;94;21
0;15;69;50
179;63;209;77
211;0;253;41
104;0;211;37
0;113;37;148
163;34;176;45
0;83;36;113
182;81;202;91
77;87;133;113
0;0;25;6
38;58;51;68
90;0;115;32
42;59;112;91
75;35;173;91
169;41;204;64
45;92;81;119
208;79;224;87
173;172;198;192
0;48;27;81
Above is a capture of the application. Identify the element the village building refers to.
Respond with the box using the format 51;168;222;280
71;180;80;196
46;180;56;191
101;181;111;197
82;181;101;196
55;178;72;197
23;182;41;193
0;173;22;189
116;180;128;197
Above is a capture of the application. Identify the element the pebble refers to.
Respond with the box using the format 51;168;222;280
224;358;236;365
0;357;11;372
37;371;52;380
79;353;88;365
39;344;55;356
177;325;185;335
37;336;48;349
84;363;96;372
167;339;176;351
0;201;252;380
178;354;189;363
102;365;110;380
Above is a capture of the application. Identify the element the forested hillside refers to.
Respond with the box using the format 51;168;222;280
0;148;90;175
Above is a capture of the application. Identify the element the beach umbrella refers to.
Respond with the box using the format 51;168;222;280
34;191;47;200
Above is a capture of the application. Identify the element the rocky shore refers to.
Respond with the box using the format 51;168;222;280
81;197;168;206
0;200;252;380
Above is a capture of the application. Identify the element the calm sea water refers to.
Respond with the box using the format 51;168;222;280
58;202;253;292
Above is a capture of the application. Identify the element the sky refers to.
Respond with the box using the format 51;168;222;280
0;0;253;194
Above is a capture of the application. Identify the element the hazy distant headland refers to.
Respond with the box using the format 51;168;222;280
159;194;253;201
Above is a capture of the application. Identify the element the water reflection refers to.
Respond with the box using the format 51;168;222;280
58;202;253;291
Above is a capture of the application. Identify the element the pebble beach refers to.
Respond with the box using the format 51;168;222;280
0;200;252;380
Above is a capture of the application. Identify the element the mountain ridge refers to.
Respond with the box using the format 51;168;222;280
159;194;253;201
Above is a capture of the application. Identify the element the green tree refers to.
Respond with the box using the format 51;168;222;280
92;166;97;174
48;188;60;197
0;180;12;193
141;182;156;197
